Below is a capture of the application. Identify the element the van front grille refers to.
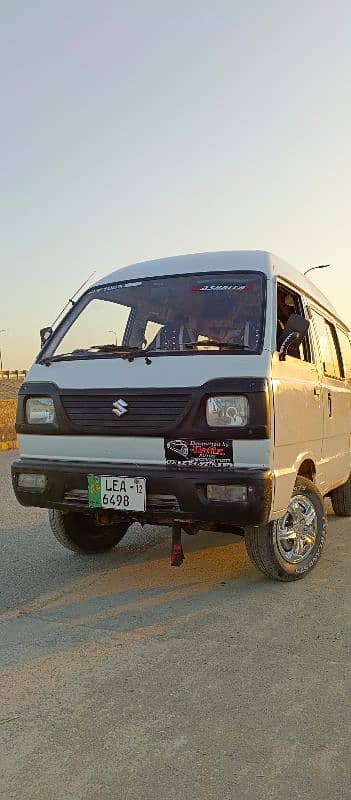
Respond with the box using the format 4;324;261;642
60;392;191;434
63;489;89;506
147;494;180;513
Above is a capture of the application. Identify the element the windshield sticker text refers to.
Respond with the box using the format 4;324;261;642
191;284;253;292
91;282;142;294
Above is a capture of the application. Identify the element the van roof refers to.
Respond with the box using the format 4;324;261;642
94;250;345;327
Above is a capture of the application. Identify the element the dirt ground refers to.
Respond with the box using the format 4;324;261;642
0;451;349;800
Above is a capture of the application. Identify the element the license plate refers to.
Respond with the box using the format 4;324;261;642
88;475;146;511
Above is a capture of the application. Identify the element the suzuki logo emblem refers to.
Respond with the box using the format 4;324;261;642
112;398;128;417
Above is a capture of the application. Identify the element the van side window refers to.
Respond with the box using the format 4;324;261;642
311;311;343;379
336;328;351;381
276;284;311;361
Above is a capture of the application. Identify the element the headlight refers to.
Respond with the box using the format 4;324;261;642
26;397;56;424
206;396;249;427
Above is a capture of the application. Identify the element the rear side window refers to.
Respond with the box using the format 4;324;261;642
336;328;351;381
311;311;343;379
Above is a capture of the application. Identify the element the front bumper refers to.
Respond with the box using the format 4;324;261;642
11;458;273;529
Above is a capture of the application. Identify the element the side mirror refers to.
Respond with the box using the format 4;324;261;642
279;314;310;361
40;326;53;348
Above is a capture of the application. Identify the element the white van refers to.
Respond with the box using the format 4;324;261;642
12;251;351;581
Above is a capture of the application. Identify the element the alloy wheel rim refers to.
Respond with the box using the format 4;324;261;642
275;494;317;564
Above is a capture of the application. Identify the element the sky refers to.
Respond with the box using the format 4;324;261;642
1;0;350;369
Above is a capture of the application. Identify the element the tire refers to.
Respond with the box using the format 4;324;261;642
49;510;130;554
245;477;327;582
330;475;351;516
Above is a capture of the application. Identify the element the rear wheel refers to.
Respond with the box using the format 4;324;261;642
330;475;351;516
245;477;326;581
49;510;130;554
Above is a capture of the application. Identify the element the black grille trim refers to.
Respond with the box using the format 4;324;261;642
63;489;181;514
16;379;270;439
61;392;191;433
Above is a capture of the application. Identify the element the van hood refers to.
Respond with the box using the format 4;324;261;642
26;353;269;390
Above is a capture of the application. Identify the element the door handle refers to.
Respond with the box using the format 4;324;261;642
328;391;332;417
313;387;321;399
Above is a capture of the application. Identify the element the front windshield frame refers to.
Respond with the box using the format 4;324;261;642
37;270;267;363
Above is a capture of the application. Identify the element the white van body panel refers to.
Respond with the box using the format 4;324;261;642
95;250;339;321
319;372;351;490
25;352;270;390
96;250;273;284
271;352;324;514
18;434;167;464
18;434;272;468
93;249;340;322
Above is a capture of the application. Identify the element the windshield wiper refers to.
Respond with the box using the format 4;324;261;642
41;349;91;365
185;340;253;351
87;344;152;363
41;344;153;366
87;344;141;353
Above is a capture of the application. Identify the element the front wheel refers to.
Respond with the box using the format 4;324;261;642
245;478;327;581
49;510;131;554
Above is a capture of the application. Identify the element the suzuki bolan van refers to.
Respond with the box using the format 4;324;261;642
12;251;351;581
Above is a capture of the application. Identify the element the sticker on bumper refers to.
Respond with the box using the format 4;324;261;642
165;439;233;468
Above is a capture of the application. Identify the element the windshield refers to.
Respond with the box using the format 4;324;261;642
42;271;266;361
